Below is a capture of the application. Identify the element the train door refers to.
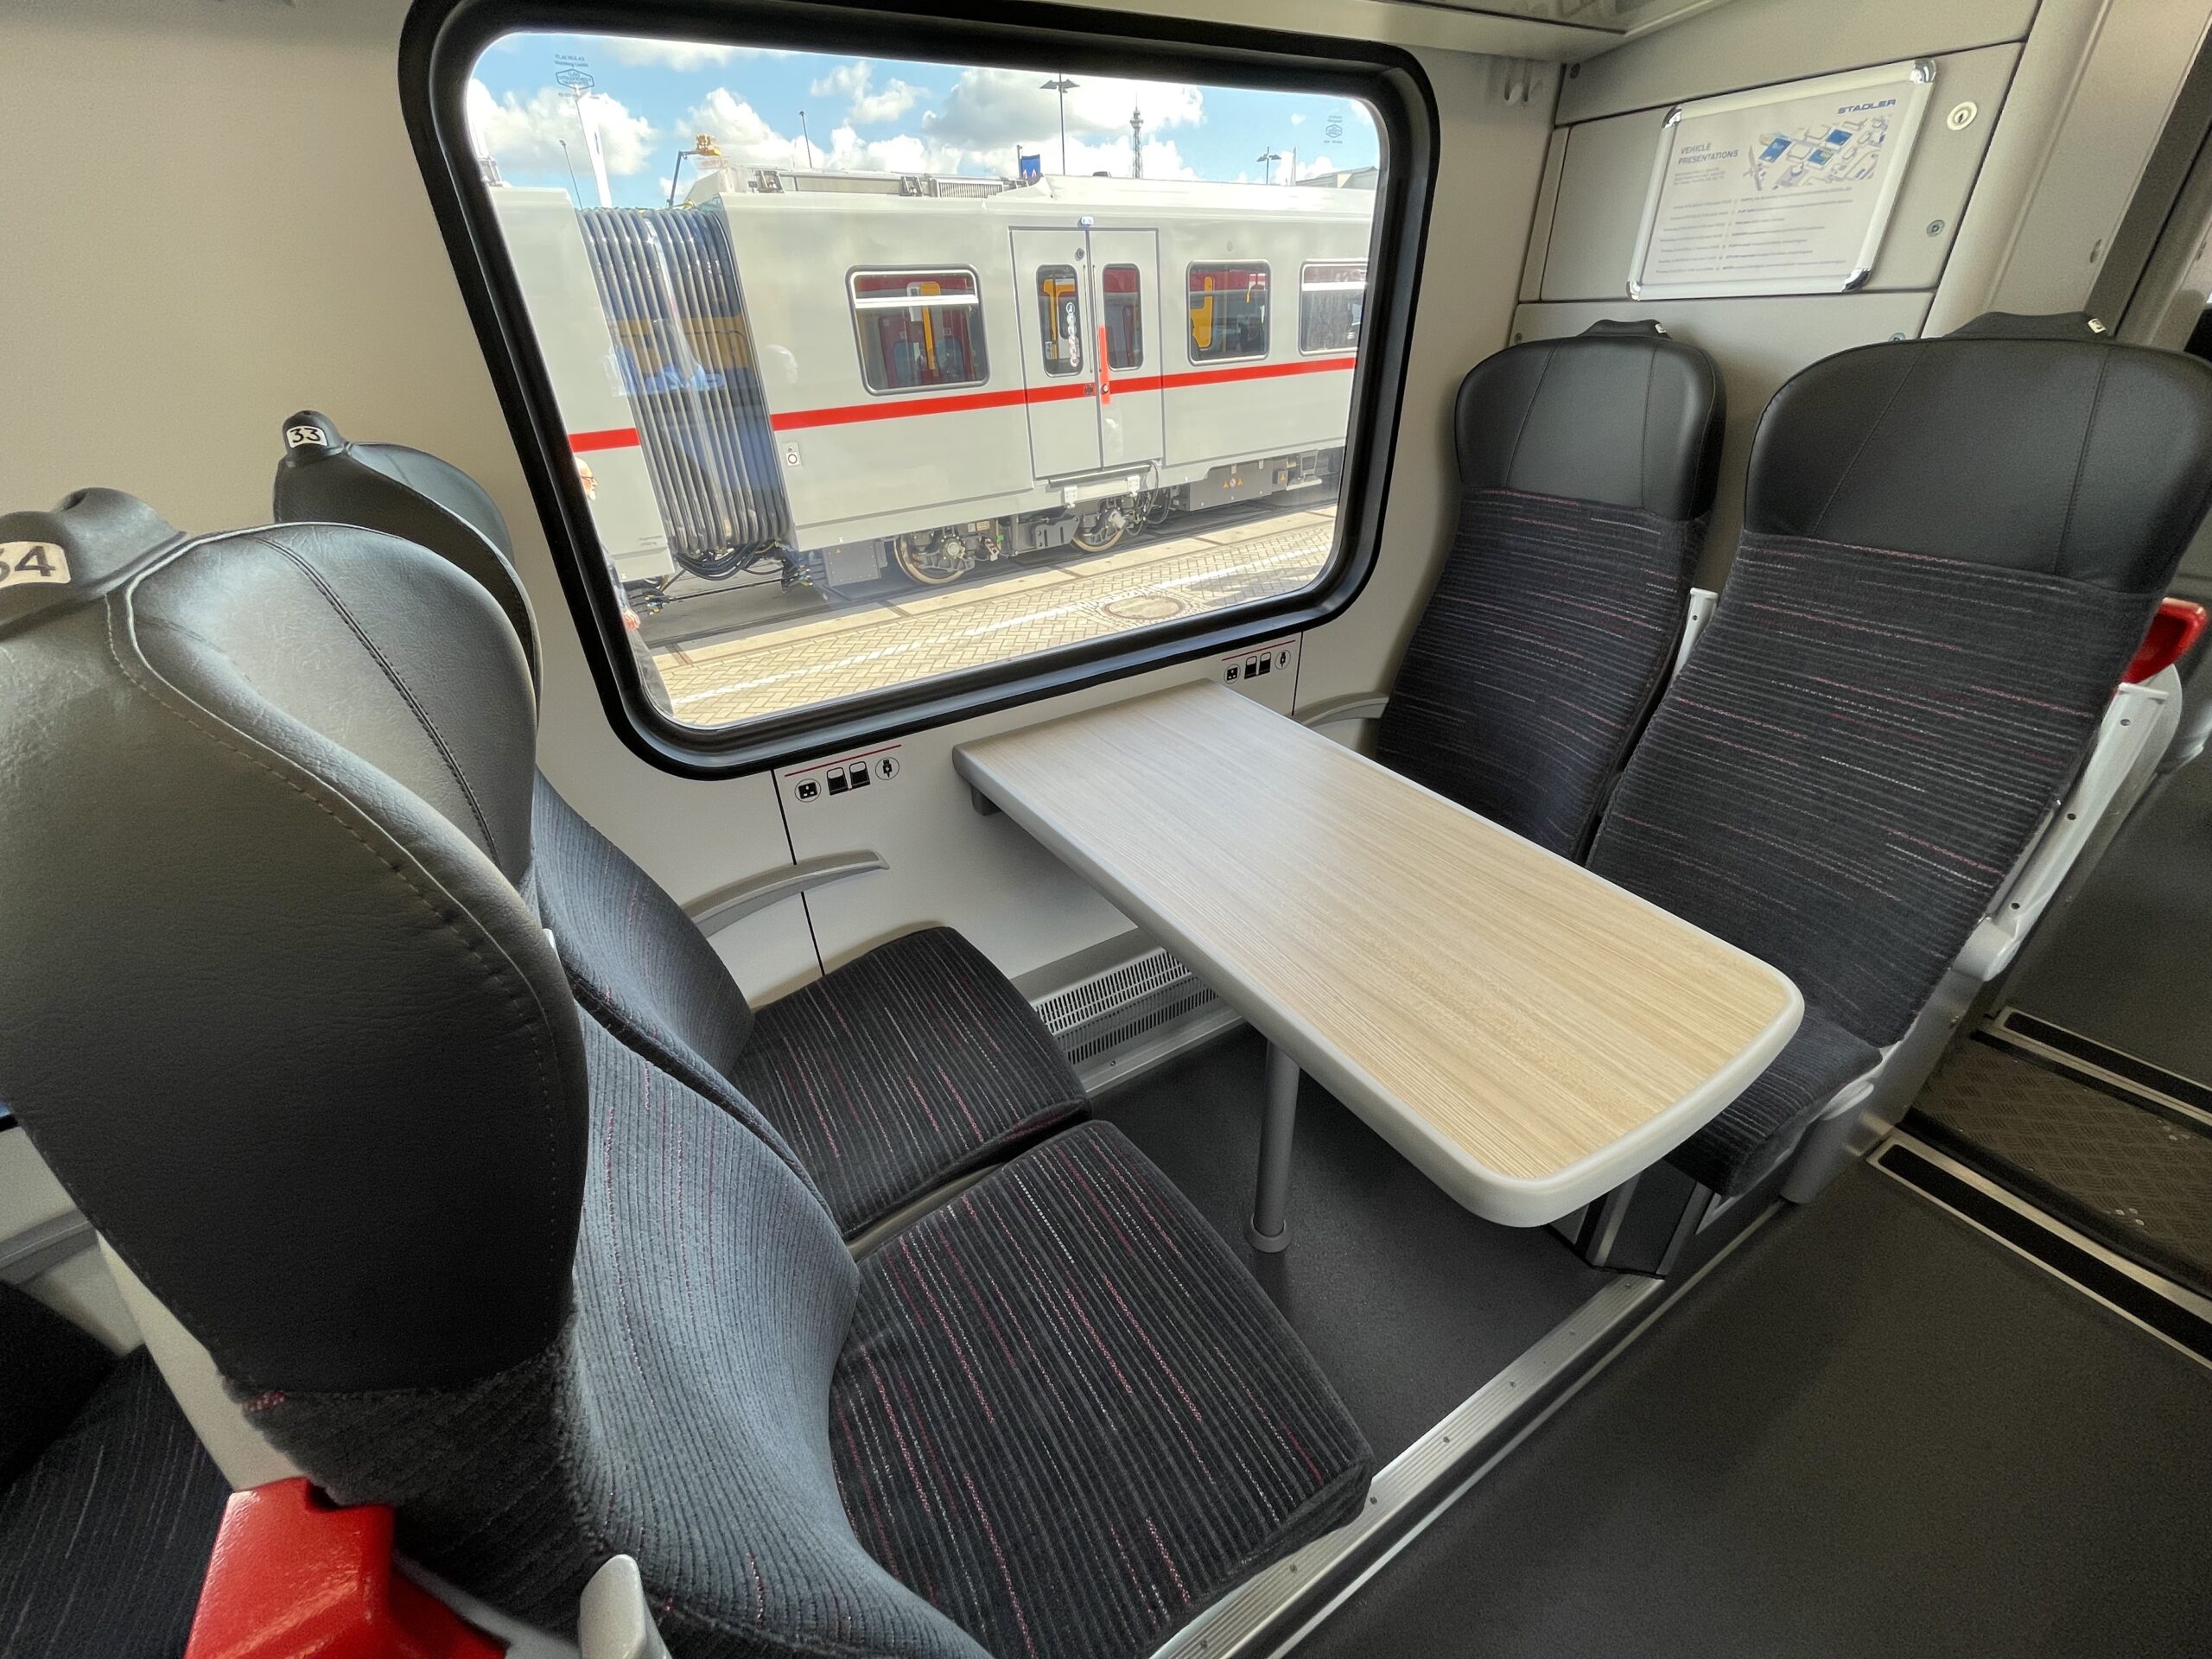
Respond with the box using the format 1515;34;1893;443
1010;227;1103;480
1086;231;1165;472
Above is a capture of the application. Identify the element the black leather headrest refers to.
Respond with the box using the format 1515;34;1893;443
275;411;543;690
1748;313;2212;591
0;493;582;1393
1455;321;1725;520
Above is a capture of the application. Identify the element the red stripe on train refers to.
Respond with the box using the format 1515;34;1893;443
771;382;1092;432
568;426;642;452
768;355;1355;432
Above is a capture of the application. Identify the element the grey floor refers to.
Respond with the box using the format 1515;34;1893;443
1096;1027;1614;1465
2007;727;2212;1084
1292;1164;2212;1659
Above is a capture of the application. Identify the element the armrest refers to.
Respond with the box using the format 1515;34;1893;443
1672;587;1717;677
683;852;887;938
1952;670;2180;982
1297;693;1390;729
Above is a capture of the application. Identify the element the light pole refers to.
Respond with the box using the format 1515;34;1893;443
1041;76;1078;173
1256;147;1282;185
798;110;817;170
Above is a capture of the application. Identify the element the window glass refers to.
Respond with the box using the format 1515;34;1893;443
1036;266;1084;375
1103;264;1143;369
851;270;986;392
465;29;1384;741
1300;261;1366;353
1188;264;1269;362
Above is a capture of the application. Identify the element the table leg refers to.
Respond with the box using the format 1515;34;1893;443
1246;1043;1300;1254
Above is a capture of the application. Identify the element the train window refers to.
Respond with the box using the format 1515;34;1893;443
1036;267;1084;377
1103;265;1143;371
1188;264;1270;363
850;270;988;393
432;15;1420;767
1300;261;1366;354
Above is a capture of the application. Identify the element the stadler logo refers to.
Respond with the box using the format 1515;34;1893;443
1837;99;1899;113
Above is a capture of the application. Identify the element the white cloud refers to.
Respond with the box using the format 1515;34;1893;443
681;85;1199;182
683;89;810;168
467;79;659;177
1290;113;1306;126
927;68;1202;151
808;61;924;126
1297;155;1339;181
601;37;789;70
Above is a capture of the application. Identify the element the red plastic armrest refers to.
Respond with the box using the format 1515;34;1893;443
185;1478;502;1659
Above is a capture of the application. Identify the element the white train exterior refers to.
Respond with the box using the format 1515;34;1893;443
491;169;1375;589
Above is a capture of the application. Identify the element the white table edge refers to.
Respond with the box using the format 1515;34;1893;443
955;731;1806;1229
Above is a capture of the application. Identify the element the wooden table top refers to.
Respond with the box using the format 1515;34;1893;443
956;681;1801;1226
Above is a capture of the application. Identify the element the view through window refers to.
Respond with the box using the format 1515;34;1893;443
468;31;1382;731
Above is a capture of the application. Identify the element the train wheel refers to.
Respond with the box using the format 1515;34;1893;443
892;535;971;585
1071;512;1126;554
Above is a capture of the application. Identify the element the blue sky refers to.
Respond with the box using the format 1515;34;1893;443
468;31;1381;208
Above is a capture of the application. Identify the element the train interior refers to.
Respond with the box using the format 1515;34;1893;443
8;1;2212;1656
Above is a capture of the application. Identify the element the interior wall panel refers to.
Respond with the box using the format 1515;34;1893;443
1540;44;2019;303
1557;0;2037;125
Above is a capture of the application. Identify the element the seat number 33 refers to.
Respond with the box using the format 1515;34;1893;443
0;541;71;589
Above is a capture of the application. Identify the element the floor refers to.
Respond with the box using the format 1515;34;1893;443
2005;735;2212;1083
1294;1164;2212;1659
1909;1034;2212;1297
642;504;1337;728
1096;1028;1614;1465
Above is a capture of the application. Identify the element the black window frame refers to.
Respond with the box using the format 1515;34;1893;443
401;0;1438;779
1298;258;1367;355
1033;264;1085;377
1101;263;1144;371
1185;262;1272;364
849;266;992;394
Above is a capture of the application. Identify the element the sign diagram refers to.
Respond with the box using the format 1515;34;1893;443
1748;115;1891;191
1629;60;1935;300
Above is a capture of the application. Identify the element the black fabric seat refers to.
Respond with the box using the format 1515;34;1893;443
1375;321;1723;856
275;416;1088;1238
0;1282;228;1659
0;492;1370;1658
1591;313;2212;1196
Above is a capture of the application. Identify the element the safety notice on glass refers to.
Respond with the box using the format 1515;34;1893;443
1629;60;1935;300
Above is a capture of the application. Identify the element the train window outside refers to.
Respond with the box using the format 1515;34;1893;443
1036;266;1084;376
1103;264;1143;371
448;22;1399;760
851;270;988;393
1300;261;1366;353
1188;264;1270;362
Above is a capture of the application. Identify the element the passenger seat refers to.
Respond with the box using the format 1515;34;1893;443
272;416;1089;1240
1590;312;2212;1199
0;488;1372;1658
1371;321;1723;856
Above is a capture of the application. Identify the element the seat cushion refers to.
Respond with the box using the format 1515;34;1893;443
734;928;1091;1237
832;1121;1373;1659
1669;1008;1879;1198
0;1347;230;1659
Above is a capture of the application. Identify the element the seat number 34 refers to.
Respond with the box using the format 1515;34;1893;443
0;541;71;588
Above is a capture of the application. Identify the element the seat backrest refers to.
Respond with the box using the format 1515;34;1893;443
271;418;766;1111
0;491;972;1654
275;410;543;690
1375;319;1723;856
1589;314;2212;1048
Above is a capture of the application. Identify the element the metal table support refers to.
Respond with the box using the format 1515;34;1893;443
1246;1043;1301;1252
